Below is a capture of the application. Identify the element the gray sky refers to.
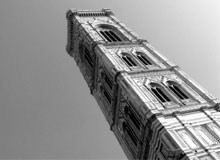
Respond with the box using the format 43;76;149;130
0;0;219;159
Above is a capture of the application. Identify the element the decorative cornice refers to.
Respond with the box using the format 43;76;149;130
101;8;114;15
66;8;78;20
67;9;111;19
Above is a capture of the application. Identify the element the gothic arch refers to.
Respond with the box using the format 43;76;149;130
96;24;127;42
148;82;172;103
78;41;94;69
135;51;152;66
100;85;112;104
120;52;138;67
123;104;141;130
165;81;190;100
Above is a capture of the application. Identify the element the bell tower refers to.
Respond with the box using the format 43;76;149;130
66;9;220;160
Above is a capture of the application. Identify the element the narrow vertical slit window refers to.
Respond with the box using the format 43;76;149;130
98;24;124;42
156;87;171;102
151;87;171;103
173;85;188;99
126;56;137;66
137;53;152;65
167;81;189;100
100;31;112;42
122;56;132;66
151;88;166;102
103;88;111;104
122;54;137;67
105;31;117;42
109;30;122;41
101;71;113;90
149;83;172;103
104;74;113;90
84;47;93;68
126;123;138;146
124;105;140;130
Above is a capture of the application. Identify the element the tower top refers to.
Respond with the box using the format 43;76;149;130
66;8;114;19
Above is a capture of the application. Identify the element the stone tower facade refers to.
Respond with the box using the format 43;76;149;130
66;9;220;160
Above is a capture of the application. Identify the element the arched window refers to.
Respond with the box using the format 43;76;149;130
124;105;140;130
136;52;152;66
100;86;111;104
167;81;189;100
98;24;123;42
79;43;93;68
122;122;138;146
149;83;171;103
101;71;113;90
84;47;93;68
121;52;137;67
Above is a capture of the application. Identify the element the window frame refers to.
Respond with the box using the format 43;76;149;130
101;70;113;91
121;52;140;68
79;42;94;69
123;121;139;147
165;81;196;104
100;85;112;105
124;104;141;131
147;82;176;106
97;24;128;43
135;51;153;66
